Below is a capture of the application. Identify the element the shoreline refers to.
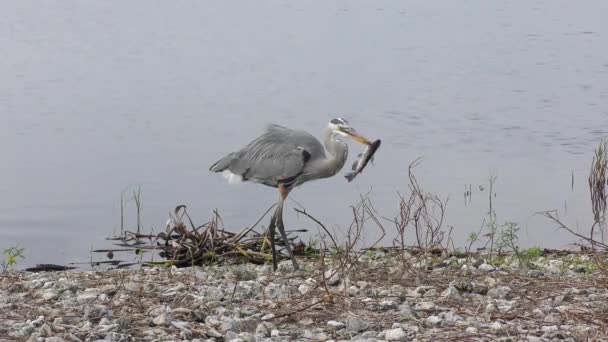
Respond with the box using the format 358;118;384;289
1;251;607;341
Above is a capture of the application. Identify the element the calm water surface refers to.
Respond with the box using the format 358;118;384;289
1;1;608;267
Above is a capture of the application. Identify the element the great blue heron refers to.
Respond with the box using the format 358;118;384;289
209;118;371;270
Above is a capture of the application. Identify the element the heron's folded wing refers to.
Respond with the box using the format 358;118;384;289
234;140;310;185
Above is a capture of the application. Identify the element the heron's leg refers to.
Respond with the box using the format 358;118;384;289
267;208;279;271
276;186;300;271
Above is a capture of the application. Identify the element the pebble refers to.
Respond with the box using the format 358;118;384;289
327;320;345;329
478;264;496;272
488;286;511;299
441;286;462;302
384;327;407;341
414;301;436;311
425;316;442;327
346;316;370;333
0;254;605;341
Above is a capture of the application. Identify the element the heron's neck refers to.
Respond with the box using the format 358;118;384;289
316;128;348;178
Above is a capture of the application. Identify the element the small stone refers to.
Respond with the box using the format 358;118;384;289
413;302;436;311
478;264;496;272
327;320;345;330
152;313;167;326
236;319;258;332
441;286;462;302
206;328;223;338
77;289;100;304
233;266;257;281
171;320;191;330
489;321;502;331
415;286;435;295
220;319;237;332
261;313;275;320
98;317;112;325
384;327;407;341
488;286;511;299
541;325;558;333
466;327;478;334
39;323;52;337
65;334;82;342
277;260;295;273
439;310;463;323
83;304;110;320
30;316;45;327
425;316;442;327
346;316;370;332
270;329;280;337
497;300;516;313
45;338;67;342
398;302;414;316
298;284;311;295
255;322;272;337
180;329;193;340
324;269;341;286
379;300;398;310
527;270;544;277
40;290;59;301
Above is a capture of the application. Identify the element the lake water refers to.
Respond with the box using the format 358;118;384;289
2;1;608;268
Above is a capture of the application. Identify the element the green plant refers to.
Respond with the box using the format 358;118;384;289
524;246;542;259
133;186;143;234
484;175;498;260
2;246;25;272
497;221;524;266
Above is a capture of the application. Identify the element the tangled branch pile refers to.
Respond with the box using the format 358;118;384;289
108;205;305;268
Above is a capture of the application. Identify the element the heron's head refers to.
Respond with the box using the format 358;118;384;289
329;118;371;145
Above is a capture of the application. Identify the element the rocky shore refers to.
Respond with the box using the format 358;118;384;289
1;252;606;341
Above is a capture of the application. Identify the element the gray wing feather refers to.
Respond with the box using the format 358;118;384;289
210;124;325;187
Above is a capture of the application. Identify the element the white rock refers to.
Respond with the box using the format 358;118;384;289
327;320;345;329
298;284;311;295
465;326;478;334
478;264;496;272
398;302;414;315
384;327;407;341
541;325;558;333
413;301;436;311
441;286;462;302
255;322;272;337
171;320;191;330
489;321;502;331
346;316;370;332
497;300;517;313
77;289;100;304
439;311;463;323
206;328;223;338
324;269;341;286
41;290;58;301
425;316;442;327
488;286;511;299
261;313;275;320
152;313;167;326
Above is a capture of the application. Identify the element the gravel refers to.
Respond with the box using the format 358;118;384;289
0;253;606;341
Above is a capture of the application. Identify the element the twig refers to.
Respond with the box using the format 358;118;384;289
294;208;339;252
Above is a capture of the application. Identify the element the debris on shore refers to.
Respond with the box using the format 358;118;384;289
2;251;607;341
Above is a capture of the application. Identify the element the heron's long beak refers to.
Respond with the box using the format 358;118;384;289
341;127;371;145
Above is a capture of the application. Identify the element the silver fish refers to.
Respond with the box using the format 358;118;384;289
345;139;381;182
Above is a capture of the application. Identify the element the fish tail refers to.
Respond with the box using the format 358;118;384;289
344;173;356;182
